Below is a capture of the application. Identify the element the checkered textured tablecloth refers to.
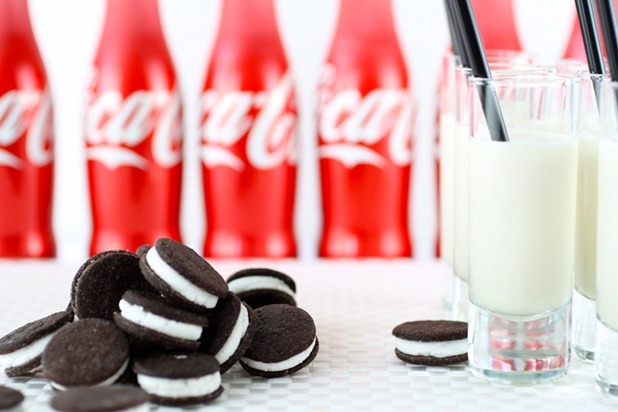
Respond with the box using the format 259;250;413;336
0;259;616;411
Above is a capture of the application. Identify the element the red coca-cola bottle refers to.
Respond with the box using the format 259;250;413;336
85;0;182;255
0;0;55;257
318;0;414;257
471;0;522;51
201;0;297;257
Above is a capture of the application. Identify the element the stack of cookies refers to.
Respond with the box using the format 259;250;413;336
0;238;319;408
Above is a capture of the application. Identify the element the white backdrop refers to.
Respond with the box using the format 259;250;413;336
26;0;576;261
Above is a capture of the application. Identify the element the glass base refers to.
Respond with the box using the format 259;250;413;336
596;380;618;398
595;319;618;396
469;301;571;385
572;289;596;362
451;276;468;321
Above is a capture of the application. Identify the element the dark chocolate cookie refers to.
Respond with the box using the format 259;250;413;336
139;238;228;313
240;304;318;378
227;268;297;309
71;250;155;320
114;290;209;351
42;319;130;390
200;293;255;373
0;311;73;377
0;386;24;410
134;353;223;405
392;320;468;366
51;385;150;412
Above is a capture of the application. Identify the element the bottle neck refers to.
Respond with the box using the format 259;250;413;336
0;0;35;39
217;0;281;44
334;0;399;43
101;0;165;41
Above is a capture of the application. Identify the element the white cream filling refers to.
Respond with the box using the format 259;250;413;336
228;276;296;298
137;372;221;398
146;247;219;308
0;333;54;369
241;337;316;372
395;337;468;358
119;300;203;341
50;358;128;391
215;304;249;365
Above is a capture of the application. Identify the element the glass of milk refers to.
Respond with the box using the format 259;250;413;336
439;50;537;313
467;74;578;384
450;63;555;323
572;73;605;362
595;80;618;397
450;56;544;321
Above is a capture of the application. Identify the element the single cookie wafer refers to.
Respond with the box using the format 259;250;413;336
0;386;24;410
71;250;155;320
0;311;73;377
51;385;150;412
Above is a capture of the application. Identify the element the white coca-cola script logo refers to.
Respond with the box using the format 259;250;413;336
0;89;53;169
318;71;413;168
200;73;296;171
85;90;181;170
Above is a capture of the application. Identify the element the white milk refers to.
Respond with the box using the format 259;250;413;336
468;131;577;316
574;135;599;299
596;139;618;331
453;123;469;281
439;112;455;267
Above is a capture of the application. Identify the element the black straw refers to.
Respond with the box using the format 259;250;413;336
597;0;618;81
444;0;470;68
449;0;509;142
575;0;605;103
576;0;606;75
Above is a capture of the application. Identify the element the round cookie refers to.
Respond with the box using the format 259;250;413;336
139;238;228;313
0;311;73;377
42;319;130;390
199;292;255;373
240;304;318;378
133;353;223;405
71;250;155;320
392;320;468;366
51;385;150;412
227;268;297;309
0;386;24;410
114;291;209;351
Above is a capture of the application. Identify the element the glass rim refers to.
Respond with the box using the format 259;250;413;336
468;73;575;88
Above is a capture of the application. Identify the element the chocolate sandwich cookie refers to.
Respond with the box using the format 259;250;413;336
114;290;209;351
42;319;130;390
392;320;468;366
71;250;155;320
51;385;150;412
0;311;73;377
140;238;228;313
240;304;318;378
227;268;297;309
200;293;255;373
0;386;24;411
134;353;223;406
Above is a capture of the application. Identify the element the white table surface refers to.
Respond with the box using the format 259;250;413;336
0;259;616;411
